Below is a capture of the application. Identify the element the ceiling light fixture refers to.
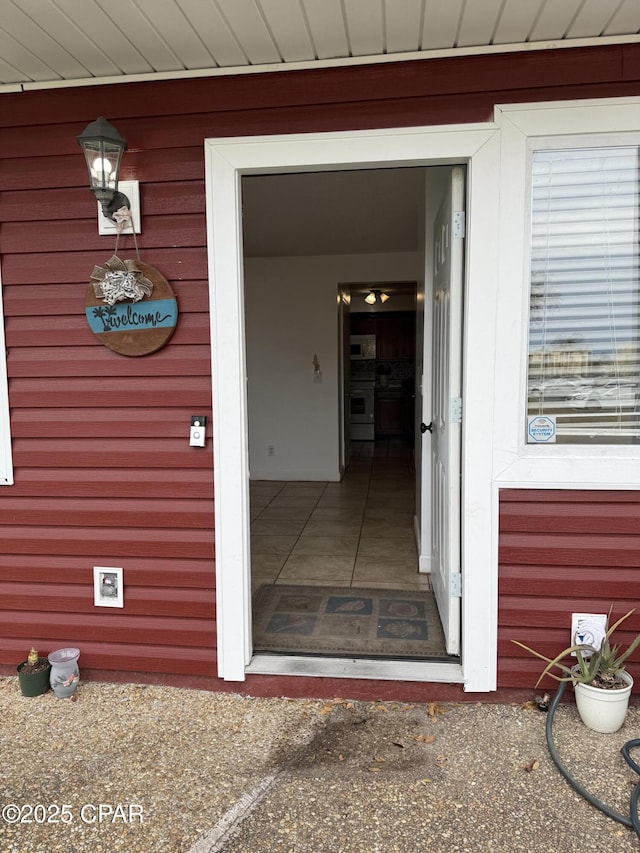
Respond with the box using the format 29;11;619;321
76;116;130;222
365;289;390;305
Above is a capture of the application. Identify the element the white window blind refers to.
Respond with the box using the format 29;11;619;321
527;146;640;444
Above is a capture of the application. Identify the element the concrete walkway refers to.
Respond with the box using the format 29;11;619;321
1;678;639;852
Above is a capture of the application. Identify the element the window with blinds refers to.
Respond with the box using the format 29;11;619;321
527;146;640;444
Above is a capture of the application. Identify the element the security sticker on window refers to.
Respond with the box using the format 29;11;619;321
527;415;556;444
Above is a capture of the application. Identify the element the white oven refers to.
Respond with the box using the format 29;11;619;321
350;380;375;440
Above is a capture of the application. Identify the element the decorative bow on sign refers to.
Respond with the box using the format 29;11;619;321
90;255;154;305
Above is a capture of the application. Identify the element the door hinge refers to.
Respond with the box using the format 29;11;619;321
450;397;462;423
450;573;462;598
453;210;466;239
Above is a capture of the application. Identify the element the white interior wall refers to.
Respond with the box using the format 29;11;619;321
245;252;420;480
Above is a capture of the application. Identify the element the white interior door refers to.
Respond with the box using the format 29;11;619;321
414;173;427;552
429;166;464;656
339;287;352;472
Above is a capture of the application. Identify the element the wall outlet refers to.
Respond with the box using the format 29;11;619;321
571;612;607;655
267;444;275;456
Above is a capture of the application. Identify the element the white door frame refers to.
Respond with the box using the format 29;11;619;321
205;123;500;691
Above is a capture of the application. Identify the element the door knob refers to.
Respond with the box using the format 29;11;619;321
421;422;433;434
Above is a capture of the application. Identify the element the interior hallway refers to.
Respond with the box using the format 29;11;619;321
249;440;430;594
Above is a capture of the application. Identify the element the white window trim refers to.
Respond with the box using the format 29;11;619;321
0;262;13;485
205;123;501;691
494;97;640;489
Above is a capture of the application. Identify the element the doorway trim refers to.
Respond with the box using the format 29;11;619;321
205;123;500;691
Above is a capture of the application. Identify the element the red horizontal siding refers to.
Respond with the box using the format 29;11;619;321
0;183;205;224
11;407;209;436
1;44;640;698
3;610;214;646
11;439;212;469
0;554;214;586
0;496;213;528
0;526;213;558
623;44;640;79
0;45;631;133
0;583;214;617
501;500;640;534
0;148;204;192
503;628;640;693
4;469;213;498
8;349;210;380
500;488;640;503
500;532;640;568
0;87;215;682
1;247;208;283
499;489;640;692
501;595;640;630
500;564;640;599
1;215;207;254
2;637;217;677
8;376;210;407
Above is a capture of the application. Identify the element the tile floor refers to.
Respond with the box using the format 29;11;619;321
250;440;431;594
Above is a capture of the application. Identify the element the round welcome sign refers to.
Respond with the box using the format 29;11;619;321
85;256;178;357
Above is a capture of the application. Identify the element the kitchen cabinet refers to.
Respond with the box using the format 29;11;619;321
380;314;415;360
375;389;413;437
351;313;415;361
350;315;377;336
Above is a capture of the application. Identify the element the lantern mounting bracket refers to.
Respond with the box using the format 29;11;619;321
97;180;141;236
94;189;131;222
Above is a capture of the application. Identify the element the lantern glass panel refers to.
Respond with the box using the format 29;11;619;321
81;139;123;191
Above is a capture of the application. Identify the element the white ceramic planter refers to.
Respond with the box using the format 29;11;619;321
48;647;80;699
574;671;633;733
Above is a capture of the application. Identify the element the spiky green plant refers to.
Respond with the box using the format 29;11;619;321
512;607;640;689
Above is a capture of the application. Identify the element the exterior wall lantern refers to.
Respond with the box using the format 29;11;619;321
76;116;130;221
76;116;141;234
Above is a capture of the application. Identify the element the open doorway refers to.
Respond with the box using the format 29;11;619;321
241;167;461;661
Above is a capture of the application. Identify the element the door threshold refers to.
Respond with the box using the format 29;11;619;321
246;653;464;683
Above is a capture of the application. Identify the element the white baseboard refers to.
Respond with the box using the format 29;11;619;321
414;514;432;573
419;554;432;573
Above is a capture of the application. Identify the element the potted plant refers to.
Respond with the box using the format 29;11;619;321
512;608;640;733
16;647;51;697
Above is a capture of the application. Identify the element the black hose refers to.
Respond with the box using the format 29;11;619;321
622;739;640;838
545;681;640;836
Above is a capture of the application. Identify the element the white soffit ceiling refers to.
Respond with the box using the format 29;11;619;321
0;0;639;91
